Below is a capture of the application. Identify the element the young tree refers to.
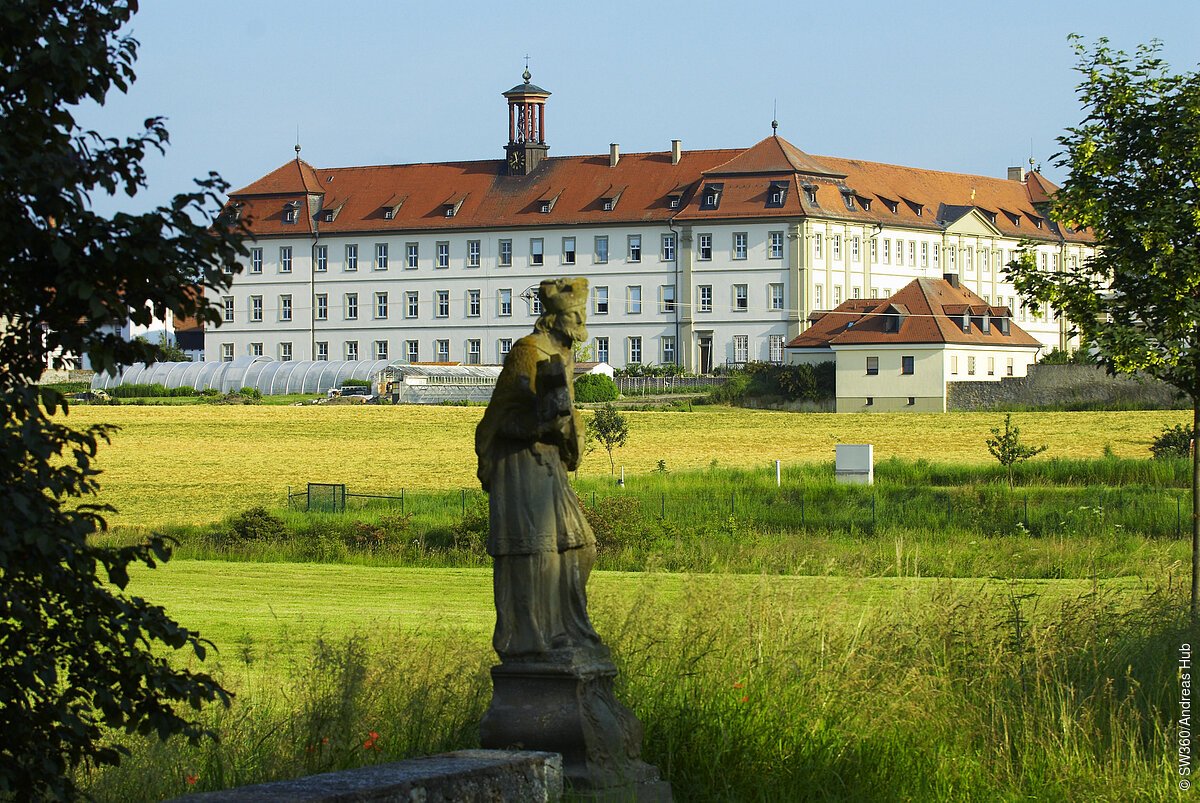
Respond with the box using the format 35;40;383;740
985;414;1048;488
587;404;629;476
1007;36;1200;614
0;2;244;796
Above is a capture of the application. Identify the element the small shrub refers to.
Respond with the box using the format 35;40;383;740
341;379;370;387
450;499;489;551
574;373;619;402
227;506;287;542
1151;423;1193;459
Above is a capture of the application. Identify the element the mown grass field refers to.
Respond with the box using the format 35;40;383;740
70;405;1188;527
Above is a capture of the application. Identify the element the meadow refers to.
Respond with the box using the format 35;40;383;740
81;561;1189;801
63;404;1197;800
69;404;1188;528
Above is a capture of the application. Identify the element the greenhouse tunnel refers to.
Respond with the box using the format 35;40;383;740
90;356;402;395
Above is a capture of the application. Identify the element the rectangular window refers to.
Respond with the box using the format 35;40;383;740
834;285;842;305
436;241;449;268
883;239;891;264
769;335;784;363
405;291;419;319
951;355;958;375
628;235;641;262
345;292;358;320
316;245;328;272
948;245;957;270
221;343;234;362
530;238;544;266
698;285;712;313
733;232;748;260
902;355;914;375
499;288;512;317
662;234;675;261
769;231;784;259
250;295;263;322
467;240;481;267
920;242;929;267
988;356;995;376
699;233;713;260
345;340;359;361
466;339;481;365
375;292;388;319
932;244;940;269
832;235;841;260
467;289;481;317
562;237;576;265
965;246;974;272
406;340;419;362
436;290;449;318
316;341;328;361
733;335;749;364
375;340;388;360
222;296;234;322
896;240;904;264
662;336;676;365
853;286;861;299
908;241;915;266
1007;357;1015;376
769;284;784;311
814;233;823;259
866;356;879;375
594;235;608;263
406;242;419;269
249;342;263;357
498;338;512;361
435;339;449;362
279;246;292;273
531;294;542;315
661;285;676;313
870;239;878;263
594;286;609;315
345;244;358;271
628;336;642;364
851;236;860;262
734;284;748;311
499;239;513;267
279;294;292;322
815;284;823;308
250;247;263;274
967;356;976;376
627;285;642;314
595;337;609;363
375;243;389;270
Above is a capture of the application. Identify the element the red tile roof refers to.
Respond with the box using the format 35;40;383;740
787;277;1043;349
226;135;1091;245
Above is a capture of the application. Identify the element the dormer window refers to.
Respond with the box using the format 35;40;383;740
881;198;899;214
282;201;299;224
323;211;335;223
381;196;405;220
961;313;970;333
801;183;818;206
668;194;682;209
539;201;551;213
383;209;394;220
902;198;923;217
441;194;466;218
598;187;622;212
445;207;456;217
981;313;991;334
839;188;855;211
766;181;788;209
699;183;723;210
602;199;614;211
999;316;1011;335
859;197;871;212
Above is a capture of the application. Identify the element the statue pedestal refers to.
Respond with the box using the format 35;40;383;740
480;656;672;801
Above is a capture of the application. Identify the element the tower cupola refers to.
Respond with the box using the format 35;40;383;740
503;68;551;176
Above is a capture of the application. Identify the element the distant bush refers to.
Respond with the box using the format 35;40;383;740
574;373;619;402
615;363;688;378
706;362;834;405
340;379;370;387
110;383;198;398
1151;424;1193;459
223;506;287;543
1039;347;1097;365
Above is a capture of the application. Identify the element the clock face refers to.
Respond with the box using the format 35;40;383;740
508;150;523;172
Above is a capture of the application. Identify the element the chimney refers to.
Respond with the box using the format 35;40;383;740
943;272;960;288
1007;166;1026;182
609;143;620;167
671;139;682;165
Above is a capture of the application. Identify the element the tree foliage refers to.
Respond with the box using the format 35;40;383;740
587;404;629;475
1006;35;1200;614
0;1;244;796
574;373;620;403
985;414;1048;488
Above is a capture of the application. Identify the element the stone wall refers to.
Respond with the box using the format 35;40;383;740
947;365;1182;411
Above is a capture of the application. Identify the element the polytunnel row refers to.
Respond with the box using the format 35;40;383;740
90;356;404;396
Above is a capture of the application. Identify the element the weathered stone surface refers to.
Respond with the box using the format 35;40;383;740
169;749;562;803
948;364;1181;411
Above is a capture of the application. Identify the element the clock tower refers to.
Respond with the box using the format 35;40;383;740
503;68;550;176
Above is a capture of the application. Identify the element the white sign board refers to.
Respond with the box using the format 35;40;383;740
835;444;874;485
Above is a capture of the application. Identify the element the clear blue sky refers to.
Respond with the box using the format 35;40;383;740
76;0;1200;215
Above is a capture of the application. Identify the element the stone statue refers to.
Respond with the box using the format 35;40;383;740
476;277;670;800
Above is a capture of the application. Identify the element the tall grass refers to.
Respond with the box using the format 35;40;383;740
79;575;1193;801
